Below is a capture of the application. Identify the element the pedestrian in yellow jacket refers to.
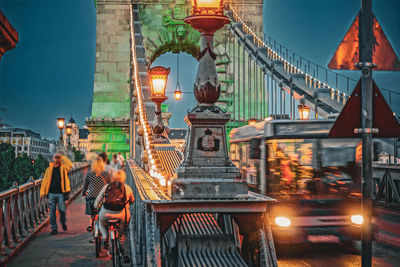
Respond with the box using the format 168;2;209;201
40;152;73;235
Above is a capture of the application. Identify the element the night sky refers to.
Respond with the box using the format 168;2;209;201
0;0;399;139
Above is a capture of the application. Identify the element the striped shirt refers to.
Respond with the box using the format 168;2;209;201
82;171;110;199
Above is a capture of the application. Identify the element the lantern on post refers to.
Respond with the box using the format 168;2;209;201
148;66;170;135
298;98;310;120
57;117;65;148
66;125;72;136
248;118;257;125
57;117;65;130
66;125;72;148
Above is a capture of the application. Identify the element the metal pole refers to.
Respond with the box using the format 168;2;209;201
264;70;267;117
232;34;236;123
359;0;373;266
243;46;246;121
260;137;266;195
248;55;251;119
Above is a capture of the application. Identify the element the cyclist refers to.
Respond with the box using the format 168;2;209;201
94;170;134;263
82;157;110;231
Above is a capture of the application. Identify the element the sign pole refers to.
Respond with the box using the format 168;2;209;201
359;0;373;266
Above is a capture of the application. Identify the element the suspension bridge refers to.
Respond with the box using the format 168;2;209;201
1;0;400;266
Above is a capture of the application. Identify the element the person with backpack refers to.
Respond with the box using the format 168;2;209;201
94;170;134;263
82;157;110;230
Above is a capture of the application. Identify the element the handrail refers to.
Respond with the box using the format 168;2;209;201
0;162;90;263
129;4;169;186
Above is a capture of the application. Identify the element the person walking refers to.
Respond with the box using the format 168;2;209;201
82;157;111;231
117;152;125;168
94;170;134;263
40;152;73;235
99;152;113;177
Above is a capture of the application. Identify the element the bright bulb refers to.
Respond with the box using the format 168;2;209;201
160;178;166;186
194;0;221;8
275;217;291;227
351;215;363;225
151;79;166;95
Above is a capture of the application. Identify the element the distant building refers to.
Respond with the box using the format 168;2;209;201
63;116;80;149
78;127;91;154
0;128;53;161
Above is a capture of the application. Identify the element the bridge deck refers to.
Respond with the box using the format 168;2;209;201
9;196;118;267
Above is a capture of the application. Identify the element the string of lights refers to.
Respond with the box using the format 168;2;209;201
130;5;168;187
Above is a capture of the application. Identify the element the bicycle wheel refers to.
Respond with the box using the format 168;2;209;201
95;235;101;258
111;234;120;267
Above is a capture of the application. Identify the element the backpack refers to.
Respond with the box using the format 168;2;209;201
103;182;127;211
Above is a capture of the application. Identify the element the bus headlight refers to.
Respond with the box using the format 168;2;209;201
351;215;363;225
275;216;291;227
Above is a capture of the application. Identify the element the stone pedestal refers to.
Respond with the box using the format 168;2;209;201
171;104;247;199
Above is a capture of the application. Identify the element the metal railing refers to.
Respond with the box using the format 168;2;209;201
226;5;400;114
0;162;89;262
373;164;400;208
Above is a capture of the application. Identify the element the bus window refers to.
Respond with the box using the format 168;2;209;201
266;138;360;199
266;139;314;198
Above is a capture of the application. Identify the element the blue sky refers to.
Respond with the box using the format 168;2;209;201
0;0;399;139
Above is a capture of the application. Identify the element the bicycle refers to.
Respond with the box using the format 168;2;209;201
107;219;122;267
87;208;102;258
93;209;102;258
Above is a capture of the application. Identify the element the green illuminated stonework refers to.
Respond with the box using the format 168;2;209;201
88;0;131;155
86;119;130;159
139;0;200;64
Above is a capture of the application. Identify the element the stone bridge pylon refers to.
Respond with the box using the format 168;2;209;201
87;0;263;158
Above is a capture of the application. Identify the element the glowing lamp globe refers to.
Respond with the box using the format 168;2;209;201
174;89;182;101
66;125;72;136
148;66;170;99
185;0;229;34
57;118;65;130
298;104;310;120
248;118;257;125
191;0;223;10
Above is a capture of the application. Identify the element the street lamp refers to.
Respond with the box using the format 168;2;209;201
298;98;310;120
57;117;65;148
171;0;248;199
248;118;257;125
66;125;72;148
148;66;170;135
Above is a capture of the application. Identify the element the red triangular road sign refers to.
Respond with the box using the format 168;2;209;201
328;12;400;71
329;79;400;138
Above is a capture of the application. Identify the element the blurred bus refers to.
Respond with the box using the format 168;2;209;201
229;118;363;245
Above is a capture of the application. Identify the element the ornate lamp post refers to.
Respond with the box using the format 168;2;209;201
66;125;72;148
57;117;65;149
171;0;247;199
148;66;170;137
298;99;310;120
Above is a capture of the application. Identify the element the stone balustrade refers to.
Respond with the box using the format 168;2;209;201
0;162;90;264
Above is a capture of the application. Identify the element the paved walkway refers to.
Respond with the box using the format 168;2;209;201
10;196;113;267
